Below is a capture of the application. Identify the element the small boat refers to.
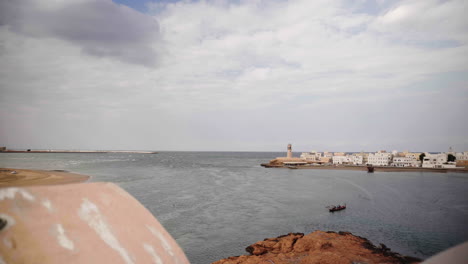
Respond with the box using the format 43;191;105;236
367;166;374;173
327;204;346;212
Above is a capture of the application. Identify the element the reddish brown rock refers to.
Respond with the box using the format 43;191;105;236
213;231;421;264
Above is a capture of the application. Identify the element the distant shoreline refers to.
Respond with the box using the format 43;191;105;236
0;150;158;154
261;164;468;173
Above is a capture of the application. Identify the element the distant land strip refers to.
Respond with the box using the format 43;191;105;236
0;150;158;154
261;164;468;173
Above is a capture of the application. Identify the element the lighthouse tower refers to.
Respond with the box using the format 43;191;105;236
287;144;292;158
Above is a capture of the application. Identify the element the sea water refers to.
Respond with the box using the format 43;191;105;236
1;152;467;264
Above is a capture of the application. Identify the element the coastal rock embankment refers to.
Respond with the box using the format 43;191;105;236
213;231;421;264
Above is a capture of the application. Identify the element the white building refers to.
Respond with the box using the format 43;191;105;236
354;152;368;164
455;152;468;161
350;155;364;165
404;152;422;161
454;152;468;167
367;152;393;166
422;153;448;168
332;155;350;165
300;151;322;161
332;154;363;165
392;157;420;167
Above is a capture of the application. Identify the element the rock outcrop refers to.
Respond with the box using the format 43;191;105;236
213;231;421;264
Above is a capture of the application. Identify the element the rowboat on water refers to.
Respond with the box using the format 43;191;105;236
327;204;346;212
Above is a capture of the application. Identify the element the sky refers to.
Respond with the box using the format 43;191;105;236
0;0;467;152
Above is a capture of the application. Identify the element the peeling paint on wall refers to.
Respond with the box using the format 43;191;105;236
143;243;163;264
0;188;35;201
42;199;54;212
146;225;174;256
78;198;134;264
55;224;75;251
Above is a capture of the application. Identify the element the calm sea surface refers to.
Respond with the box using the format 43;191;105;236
1;152;467;263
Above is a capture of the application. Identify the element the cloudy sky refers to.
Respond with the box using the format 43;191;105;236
0;0;467;152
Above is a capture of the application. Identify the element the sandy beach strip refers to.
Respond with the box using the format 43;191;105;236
0;168;90;187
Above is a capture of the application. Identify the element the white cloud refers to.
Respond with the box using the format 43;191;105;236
0;0;467;151
372;0;468;44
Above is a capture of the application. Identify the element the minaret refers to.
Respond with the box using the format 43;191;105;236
287;143;292;158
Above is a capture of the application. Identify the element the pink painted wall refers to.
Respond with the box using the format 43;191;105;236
0;182;190;264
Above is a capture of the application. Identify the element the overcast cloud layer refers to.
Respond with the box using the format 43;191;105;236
0;0;467;152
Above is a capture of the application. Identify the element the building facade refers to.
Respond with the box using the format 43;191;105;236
455;152;468;161
300;151;322;161
350;155;364;165
332;156;349;164
367;152;393;166
422;153;447;168
455;152;468;167
404;152;422;161
392;157;420;167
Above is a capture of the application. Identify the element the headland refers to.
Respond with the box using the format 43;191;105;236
261;144;468;173
213;231;421;264
261;163;468;173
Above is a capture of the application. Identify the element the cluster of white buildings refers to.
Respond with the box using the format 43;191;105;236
299;150;468;168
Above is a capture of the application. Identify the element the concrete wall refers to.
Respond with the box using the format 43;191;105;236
0;182;189;264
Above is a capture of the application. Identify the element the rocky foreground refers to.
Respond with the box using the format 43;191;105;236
213;231;421;264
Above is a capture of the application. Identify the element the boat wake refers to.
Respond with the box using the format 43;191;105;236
340;178;374;202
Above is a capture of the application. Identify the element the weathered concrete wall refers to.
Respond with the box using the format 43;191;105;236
0;182;189;264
